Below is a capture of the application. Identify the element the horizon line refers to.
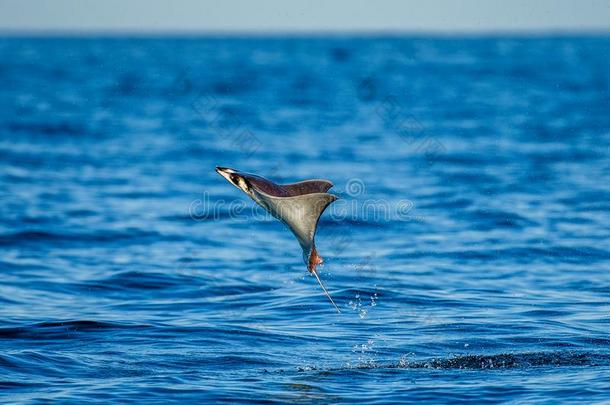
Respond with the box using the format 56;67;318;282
2;28;610;38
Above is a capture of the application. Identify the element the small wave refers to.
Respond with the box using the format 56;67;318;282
459;208;538;230
0;229;162;246
85;270;192;291
0;320;150;340
0;350;155;379
0;381;44;389
296;351;610;372
6;121;86;136
392;246;610;264
393;351;610;370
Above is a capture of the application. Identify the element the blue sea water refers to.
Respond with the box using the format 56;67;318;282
1;35;610;403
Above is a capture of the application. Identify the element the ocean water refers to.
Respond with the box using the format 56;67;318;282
1;36;610;403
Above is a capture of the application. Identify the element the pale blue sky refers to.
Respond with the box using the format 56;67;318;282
1;0;609;33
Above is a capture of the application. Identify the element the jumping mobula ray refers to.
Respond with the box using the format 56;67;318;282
215;167;340;312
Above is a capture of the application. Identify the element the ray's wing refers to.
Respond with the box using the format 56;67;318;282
246;177;332;198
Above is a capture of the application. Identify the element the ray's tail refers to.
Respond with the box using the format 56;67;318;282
308;246;341;313
310;268;341;313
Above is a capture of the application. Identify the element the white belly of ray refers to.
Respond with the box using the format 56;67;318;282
252;190;337;258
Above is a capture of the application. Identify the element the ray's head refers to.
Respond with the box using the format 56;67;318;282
215;166;254;197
